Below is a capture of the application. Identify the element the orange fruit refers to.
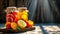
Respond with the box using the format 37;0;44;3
11;22;17;30
29;20;34;26
26;20;34;28
17;12;21;20
5;22;11;29
19;11;22;19
17;20;27;29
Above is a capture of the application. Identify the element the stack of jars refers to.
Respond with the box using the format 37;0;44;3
5;7;34;30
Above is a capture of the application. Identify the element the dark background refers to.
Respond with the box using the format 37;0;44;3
0;0;60;24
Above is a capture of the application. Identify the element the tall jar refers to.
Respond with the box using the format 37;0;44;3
5;7;16;22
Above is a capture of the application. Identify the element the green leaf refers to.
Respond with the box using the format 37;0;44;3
16;26;21;30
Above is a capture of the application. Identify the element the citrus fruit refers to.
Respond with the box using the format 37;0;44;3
17;20;27;29
11;22;17;30
6;17;14;22
22;10;28;15
17;11;21;20
26;20;34;28
6;14;14;22
19;11;22;19
6;14;14;18
21;14;28;21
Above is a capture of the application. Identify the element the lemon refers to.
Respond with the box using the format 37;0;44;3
22;11;28;15
17;20;27;29
21;14;28;21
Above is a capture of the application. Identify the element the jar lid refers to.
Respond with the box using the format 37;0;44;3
5;7;16;13
18;7;27;10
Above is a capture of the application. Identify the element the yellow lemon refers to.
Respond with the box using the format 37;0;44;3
22;10;28;15
17;20;27;29
21;14;28;21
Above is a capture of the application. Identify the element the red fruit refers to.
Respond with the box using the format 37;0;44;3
12;12;17;16
25;20;34;28
6;13;14;22
5;22;11;29
14;18;18;23
6;17;14;22
25;21;30;28
12;12;18;23
6;14;14;18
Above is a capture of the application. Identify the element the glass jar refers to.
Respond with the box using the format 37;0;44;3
18;7;29;21
5;7;16;22
5;7;29;22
